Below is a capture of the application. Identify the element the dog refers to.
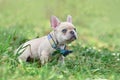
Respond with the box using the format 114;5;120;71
15;15;77;65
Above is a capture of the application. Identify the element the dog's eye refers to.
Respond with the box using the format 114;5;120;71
74;28;76;31
62;29;67;33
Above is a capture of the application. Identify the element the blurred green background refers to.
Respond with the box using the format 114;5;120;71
0;0;120;80
0;0;120;49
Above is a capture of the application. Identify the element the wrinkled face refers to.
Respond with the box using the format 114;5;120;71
55;22;77;44
50;15;77;44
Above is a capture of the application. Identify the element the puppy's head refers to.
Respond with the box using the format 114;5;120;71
50;15;77;44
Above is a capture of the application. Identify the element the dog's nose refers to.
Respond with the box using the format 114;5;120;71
70;31;74;35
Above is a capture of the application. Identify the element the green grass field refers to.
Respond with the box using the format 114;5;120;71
0;0;120;80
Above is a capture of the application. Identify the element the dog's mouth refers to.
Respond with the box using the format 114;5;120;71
66;35;76;42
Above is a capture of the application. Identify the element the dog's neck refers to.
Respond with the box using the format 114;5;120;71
48;31;73;57
49;31;65;49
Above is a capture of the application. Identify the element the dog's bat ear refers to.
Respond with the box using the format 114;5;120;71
50;15;60;29
67;15;72;23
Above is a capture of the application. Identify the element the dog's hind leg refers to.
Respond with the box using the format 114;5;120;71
18;44;32;62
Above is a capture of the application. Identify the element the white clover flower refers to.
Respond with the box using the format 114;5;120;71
117;58;120;61
116;53;120;56
112;53;116;56
93;47;96;49
89;47;92;50
86;49;89;52
98;49;101;52
68;44;72;46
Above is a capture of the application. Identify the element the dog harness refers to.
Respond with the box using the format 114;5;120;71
47;34;73;57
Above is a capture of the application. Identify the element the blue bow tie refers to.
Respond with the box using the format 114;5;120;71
54;49;73;57
47;34;73;57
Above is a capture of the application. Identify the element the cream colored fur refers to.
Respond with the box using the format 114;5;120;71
15;15;77;65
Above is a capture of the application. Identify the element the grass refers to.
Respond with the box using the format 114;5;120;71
0;0;120;80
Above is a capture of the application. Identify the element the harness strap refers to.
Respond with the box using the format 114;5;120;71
47;34;57;49
47;34;73;57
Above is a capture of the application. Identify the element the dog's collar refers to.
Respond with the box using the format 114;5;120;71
47;34;58;49
47;34;73;57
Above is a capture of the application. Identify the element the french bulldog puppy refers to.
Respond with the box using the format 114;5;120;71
15;15;77;65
